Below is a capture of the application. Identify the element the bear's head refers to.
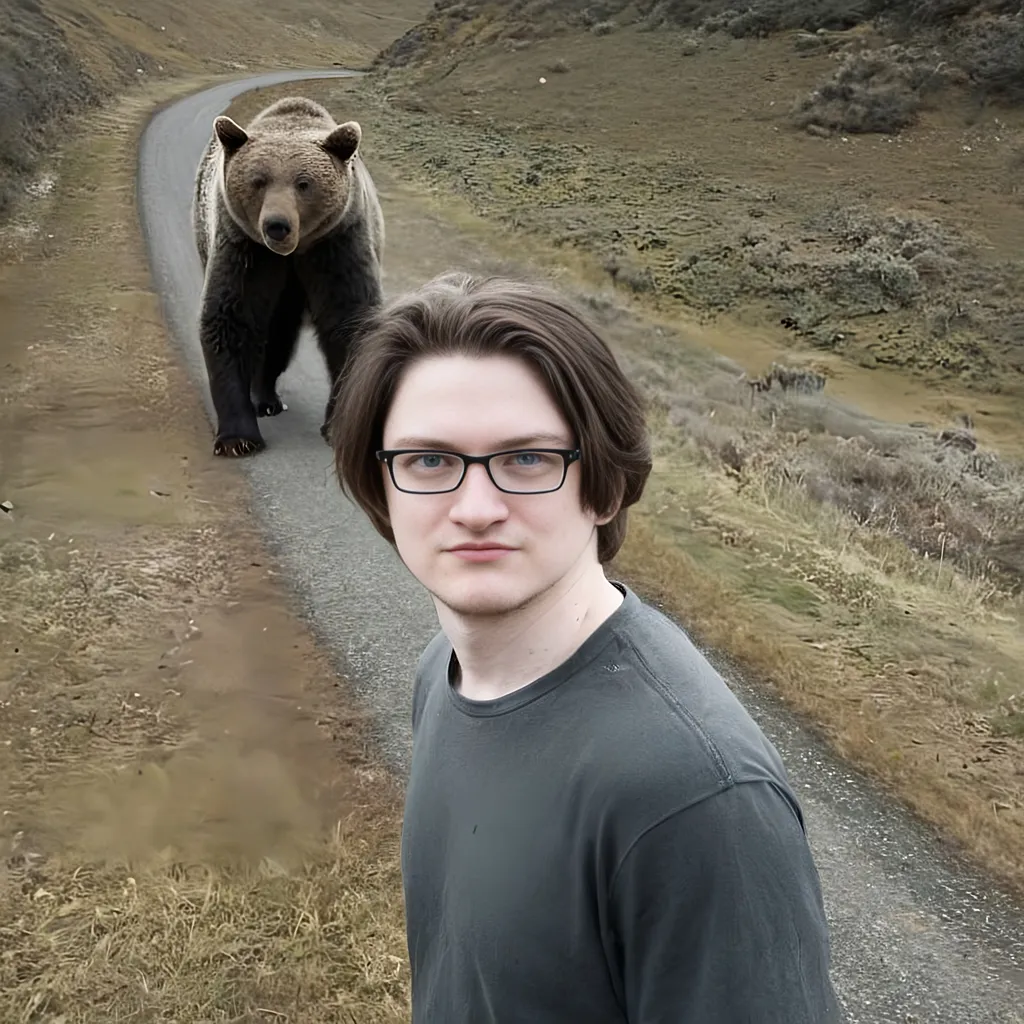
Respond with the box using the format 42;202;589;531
213;114;363;256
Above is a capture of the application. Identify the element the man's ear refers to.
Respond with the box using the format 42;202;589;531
594;482;625;527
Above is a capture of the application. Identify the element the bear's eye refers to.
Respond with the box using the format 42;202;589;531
251;176;268;191
295;178;313;194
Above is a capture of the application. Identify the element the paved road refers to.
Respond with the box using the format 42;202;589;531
137;69;1024;1024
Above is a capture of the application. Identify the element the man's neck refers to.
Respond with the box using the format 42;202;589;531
435;562;624;702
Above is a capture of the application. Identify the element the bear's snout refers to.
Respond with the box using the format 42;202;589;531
263;216;293;244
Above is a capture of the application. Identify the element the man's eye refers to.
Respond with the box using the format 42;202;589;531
399;453;452;471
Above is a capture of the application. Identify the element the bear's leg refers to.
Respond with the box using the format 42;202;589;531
295;239;383;444
253;272;305;417
198;245;288;457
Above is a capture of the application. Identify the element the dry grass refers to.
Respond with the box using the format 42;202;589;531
0;799;408;1023
655;371;1024;586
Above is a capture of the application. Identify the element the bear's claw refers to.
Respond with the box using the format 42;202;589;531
213;435;265;458
255;396;286;417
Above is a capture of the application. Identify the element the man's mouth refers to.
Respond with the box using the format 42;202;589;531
446;543;516;562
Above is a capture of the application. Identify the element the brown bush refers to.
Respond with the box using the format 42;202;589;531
954;13;1024;104
791;46;949;136
663;370;1024;590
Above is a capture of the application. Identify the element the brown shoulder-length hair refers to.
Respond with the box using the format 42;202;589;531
328;272;652;564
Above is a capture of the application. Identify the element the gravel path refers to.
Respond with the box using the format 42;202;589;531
137;69;1024;1024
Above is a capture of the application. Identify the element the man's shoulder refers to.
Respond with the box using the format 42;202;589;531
415;628;452;680
411;629;452;727
580;588;799;827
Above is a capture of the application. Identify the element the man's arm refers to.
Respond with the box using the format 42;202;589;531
607;779;843;1023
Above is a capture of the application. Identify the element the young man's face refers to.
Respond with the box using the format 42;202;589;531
379;353;611;618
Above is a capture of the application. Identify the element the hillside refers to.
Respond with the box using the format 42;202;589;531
366;0;1024;403
0;0;425;219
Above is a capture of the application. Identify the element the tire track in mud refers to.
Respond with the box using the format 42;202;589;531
137;68;1024;1024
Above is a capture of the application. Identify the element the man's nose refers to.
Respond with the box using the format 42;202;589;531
449;463;508;526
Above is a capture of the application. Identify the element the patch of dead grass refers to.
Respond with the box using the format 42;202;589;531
624;338;1024;593
0;801;409;1023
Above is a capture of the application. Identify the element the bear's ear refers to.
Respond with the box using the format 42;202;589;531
214;116;249;154
322;121;361;163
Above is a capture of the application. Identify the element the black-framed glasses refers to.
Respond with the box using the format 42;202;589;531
376;447;581;495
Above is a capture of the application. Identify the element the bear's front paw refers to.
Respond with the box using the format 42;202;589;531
213;433;266;458
255;394;287;417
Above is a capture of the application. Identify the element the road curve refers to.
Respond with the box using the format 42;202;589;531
137;69;1024;1024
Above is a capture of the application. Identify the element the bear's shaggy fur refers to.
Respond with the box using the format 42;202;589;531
192;95;384;456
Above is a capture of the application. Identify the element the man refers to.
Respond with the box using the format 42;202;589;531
330;272;842;1023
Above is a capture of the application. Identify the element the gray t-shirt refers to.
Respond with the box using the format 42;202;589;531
401;582;842;1023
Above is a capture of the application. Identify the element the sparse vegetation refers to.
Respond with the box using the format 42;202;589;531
345;74;1024;392
792;45;949;135
634;0;871;34
0;804;409;1022
642;0;1024;37
797;6;1024;122
954;12;1024;104
0;1;96;216
661;372;1024;587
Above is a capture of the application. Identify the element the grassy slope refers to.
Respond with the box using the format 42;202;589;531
345;0;1024;896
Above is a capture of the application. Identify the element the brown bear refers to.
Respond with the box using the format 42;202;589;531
191;95;384;457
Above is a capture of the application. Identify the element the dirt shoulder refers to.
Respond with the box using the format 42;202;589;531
0;67;413;1024
1;3;432;1016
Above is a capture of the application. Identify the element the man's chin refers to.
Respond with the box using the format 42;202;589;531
428;581;535;619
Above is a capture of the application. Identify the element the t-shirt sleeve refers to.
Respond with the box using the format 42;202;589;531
606;778;843;1023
